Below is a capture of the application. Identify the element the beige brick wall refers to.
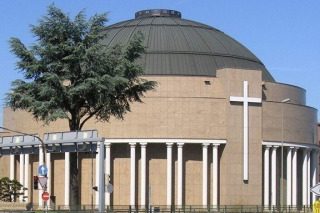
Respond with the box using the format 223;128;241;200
1;69;316;206
263;102;317;143
217;68;263;205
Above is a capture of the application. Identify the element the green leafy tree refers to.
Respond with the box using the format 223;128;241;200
0;177;23;202
6;5;157;208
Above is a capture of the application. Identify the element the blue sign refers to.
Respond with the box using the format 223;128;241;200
38;165;48;176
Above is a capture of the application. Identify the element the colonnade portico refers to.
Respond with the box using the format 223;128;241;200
263;142;319;207
96;139;226;207
7;148;51;206
7;139;223;207
8;139;318;207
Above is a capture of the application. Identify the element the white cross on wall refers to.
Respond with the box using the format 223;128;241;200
229;81;261;181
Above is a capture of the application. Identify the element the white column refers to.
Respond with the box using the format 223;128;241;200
10;155;15;180
264;146;270;206
312;150;319;203
286;147;292;206
307;149;311;205
140;143;147;207
166;143;173;206
64;152;70;207
202;143;209;206
46;152;51;207
271;146;278;206
302;149;309;205
105;143;111;206
9;155;15;201
177;142;184;206
24;154;29;203
130;143;136;207
95;147;100;206
292;147;298;206
19;154;24;202
39;147;44;207
212;144;219;206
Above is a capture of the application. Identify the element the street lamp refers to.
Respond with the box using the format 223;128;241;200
0;126;47;166
0;126;48;208
281;98;290;207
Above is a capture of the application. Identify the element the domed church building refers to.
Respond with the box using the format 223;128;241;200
1;9;318;208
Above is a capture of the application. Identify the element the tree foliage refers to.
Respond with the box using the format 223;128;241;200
6;5;157;208
0;177;23;202
6;5;157;131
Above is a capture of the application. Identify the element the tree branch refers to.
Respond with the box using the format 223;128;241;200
79;107;102;130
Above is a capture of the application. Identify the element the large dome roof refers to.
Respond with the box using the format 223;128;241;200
103;9;275;82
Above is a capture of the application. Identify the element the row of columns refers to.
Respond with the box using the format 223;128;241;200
95;143;111;206
9;147;52;206
263;145;318;207
94;142;220;207
8;143;317;207
10;154;28;203
10;149;100;207
17;154;29;203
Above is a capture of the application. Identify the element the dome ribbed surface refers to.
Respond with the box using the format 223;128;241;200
102;10;275;82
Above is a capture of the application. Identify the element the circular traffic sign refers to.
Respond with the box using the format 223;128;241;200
38;165;48;176
42;191;50;201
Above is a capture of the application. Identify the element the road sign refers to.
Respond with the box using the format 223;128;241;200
38;165;48;176
38;176;48;189
106;183;113;193
42;192;50;201
311;183;320;195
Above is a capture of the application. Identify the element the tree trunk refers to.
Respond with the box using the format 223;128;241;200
69;116;81;209
69;152;80;209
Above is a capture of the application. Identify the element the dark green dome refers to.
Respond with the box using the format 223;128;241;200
103;9;275;82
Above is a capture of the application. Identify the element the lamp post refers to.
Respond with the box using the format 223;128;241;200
281;98;290;207
0;126;47;166
98;139;105;213
0;126;48;208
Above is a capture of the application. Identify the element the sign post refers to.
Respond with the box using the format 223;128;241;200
42;191;50;212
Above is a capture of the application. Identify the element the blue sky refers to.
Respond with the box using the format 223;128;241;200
1;0;320;125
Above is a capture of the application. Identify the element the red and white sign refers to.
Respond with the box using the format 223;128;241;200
42;192;50;201
38;177;47;189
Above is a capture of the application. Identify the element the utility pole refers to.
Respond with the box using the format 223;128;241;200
98;139;105;213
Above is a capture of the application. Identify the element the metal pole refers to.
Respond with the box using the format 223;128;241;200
91;150;94;211
0;127;47;166
281;103;284;207
98;139;105;213
0;126;48;210
280;98;290;207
